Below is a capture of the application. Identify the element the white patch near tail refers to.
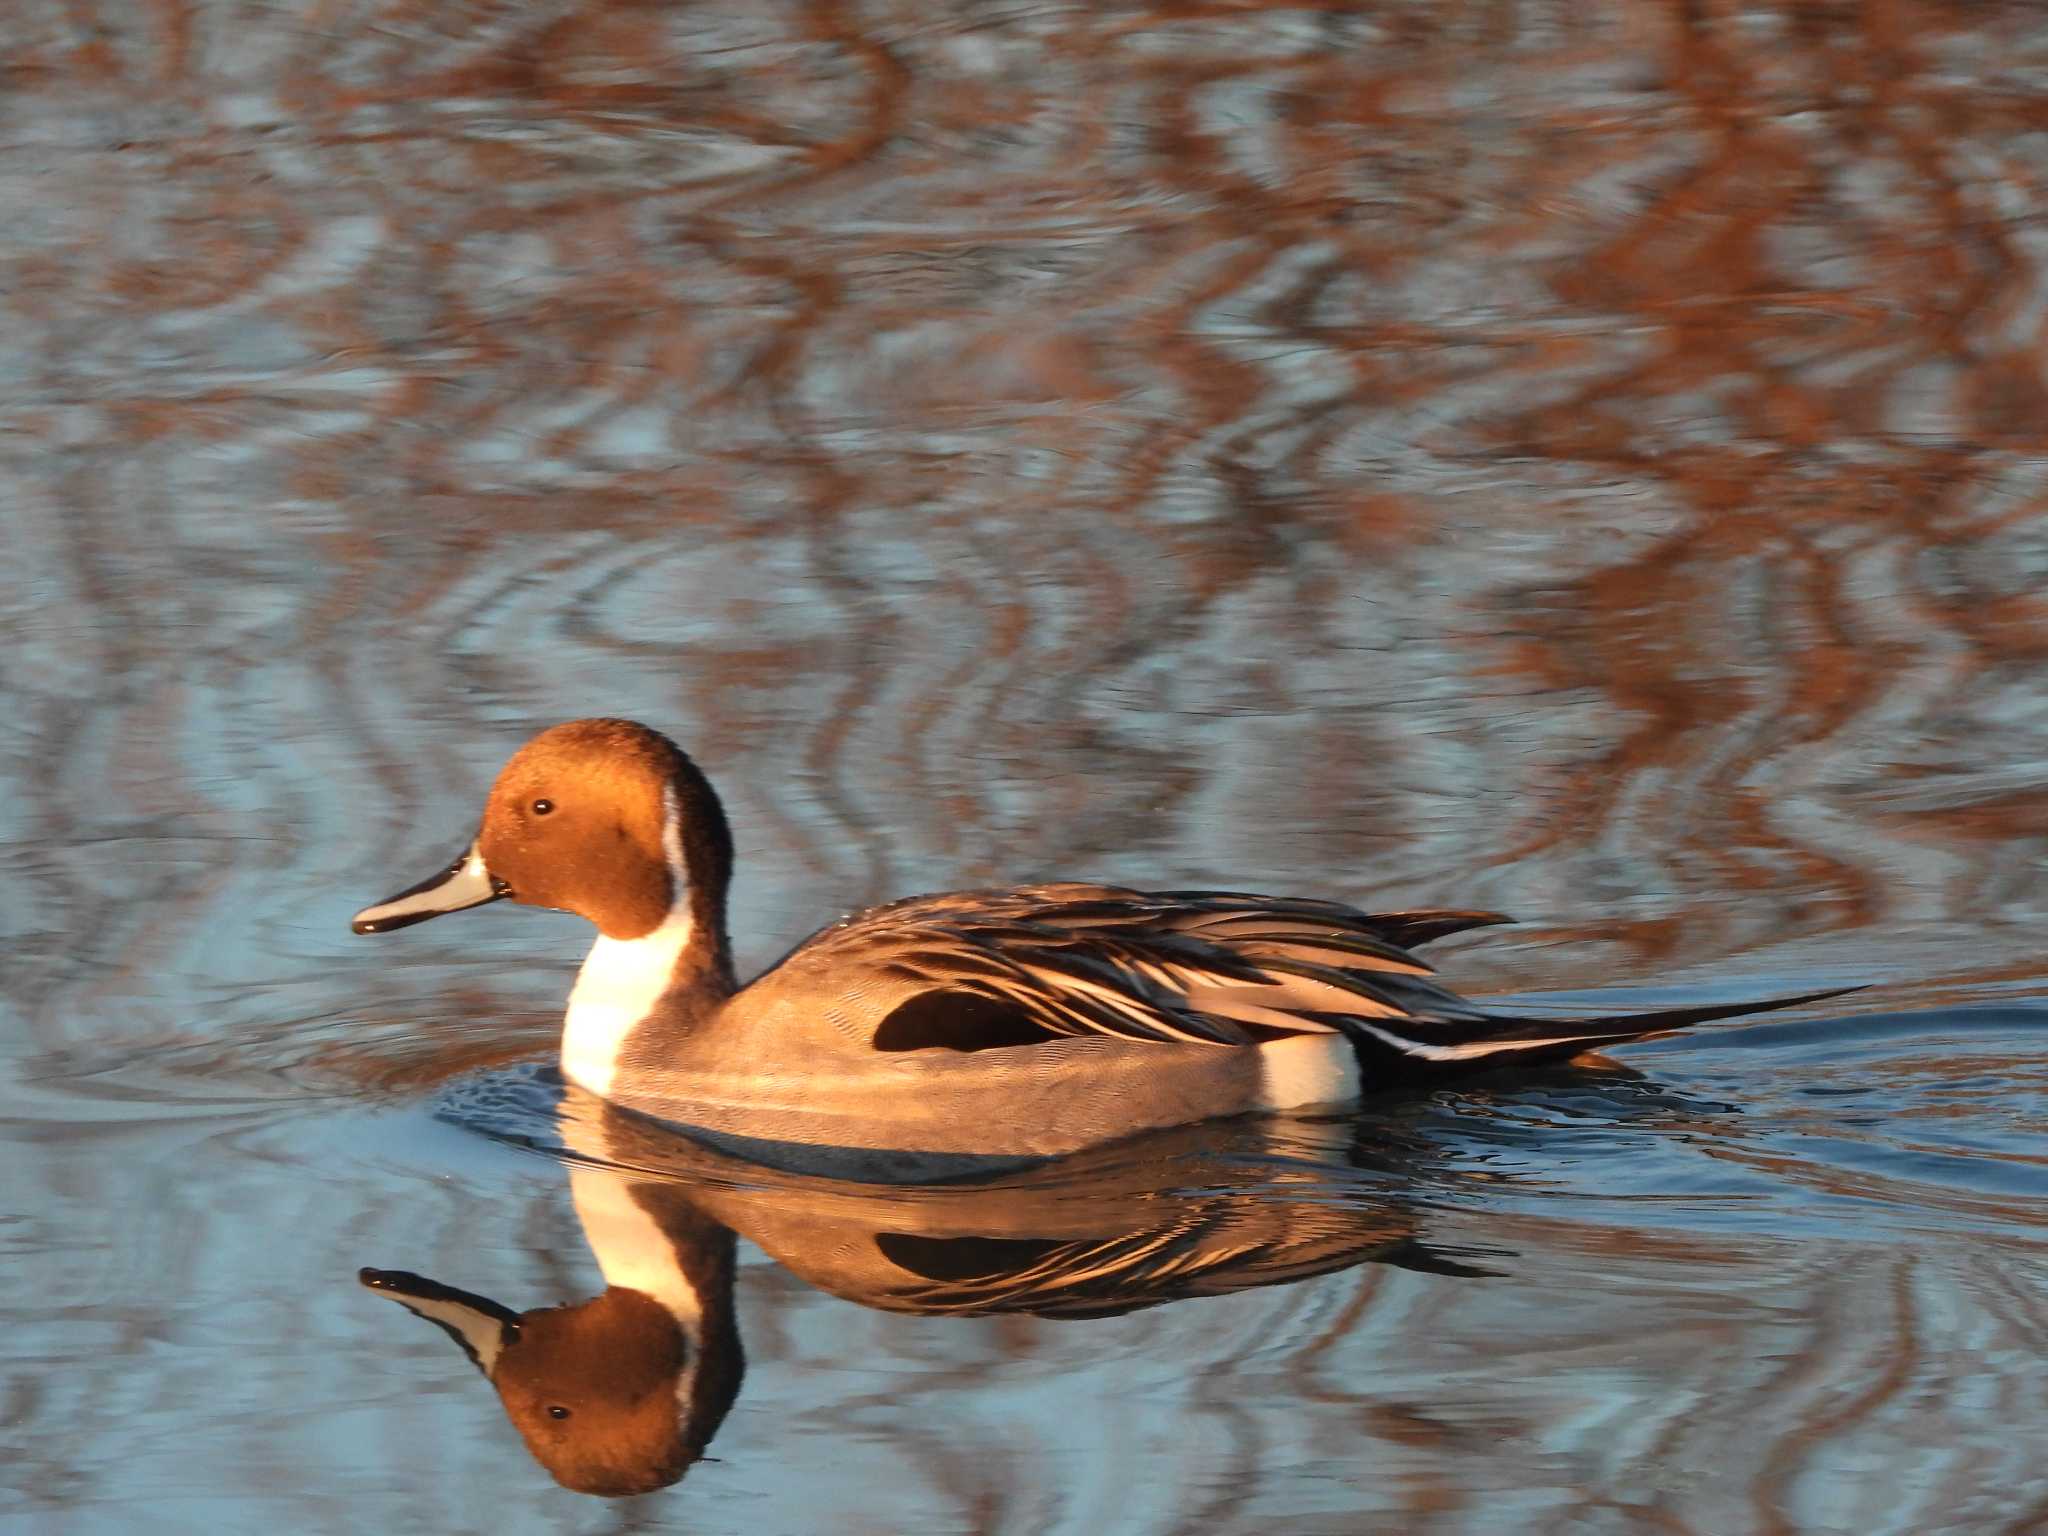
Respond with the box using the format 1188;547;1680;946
1257;1034;1361;1109
562;785;693;1097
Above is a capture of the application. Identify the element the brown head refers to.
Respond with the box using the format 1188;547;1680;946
351;719;734;944
360;1270;744;1497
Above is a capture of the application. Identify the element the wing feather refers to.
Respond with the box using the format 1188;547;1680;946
782;883;1486;1051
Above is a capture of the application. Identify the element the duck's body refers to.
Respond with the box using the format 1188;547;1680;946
557;881;1499;1159
354;718;1852;1160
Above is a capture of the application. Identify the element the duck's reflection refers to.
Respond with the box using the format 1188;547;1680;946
359;1089;1503;1496
360;1136;742;1497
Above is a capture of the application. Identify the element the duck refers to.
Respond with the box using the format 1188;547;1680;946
352;717;1854;1161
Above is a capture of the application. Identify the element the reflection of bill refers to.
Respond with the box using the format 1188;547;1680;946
358;1096;1486;1497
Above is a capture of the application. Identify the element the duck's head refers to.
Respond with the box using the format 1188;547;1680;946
351;718;732;943
359;1270;740;1497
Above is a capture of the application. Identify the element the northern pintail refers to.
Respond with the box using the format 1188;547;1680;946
353;718;1853;1159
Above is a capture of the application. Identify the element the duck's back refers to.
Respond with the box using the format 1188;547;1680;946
753;880;1487;1045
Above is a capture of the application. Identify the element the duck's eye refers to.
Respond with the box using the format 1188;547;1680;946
531;798;554;817
547;1404;571;1421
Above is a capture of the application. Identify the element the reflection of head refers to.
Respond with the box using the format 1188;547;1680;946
360;1214;742;1497
497;1287;733;1497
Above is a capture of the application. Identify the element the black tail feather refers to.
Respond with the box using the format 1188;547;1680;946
1345;984;1867;1082
1366;909;1515;950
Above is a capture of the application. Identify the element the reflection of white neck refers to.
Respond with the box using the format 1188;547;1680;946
561;785;691;1097
563;1109;706;1426
565;1159;706;1323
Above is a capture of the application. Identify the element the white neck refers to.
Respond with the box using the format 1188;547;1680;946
561;785;693;1097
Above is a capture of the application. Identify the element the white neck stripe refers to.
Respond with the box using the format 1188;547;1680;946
561;784;693;1096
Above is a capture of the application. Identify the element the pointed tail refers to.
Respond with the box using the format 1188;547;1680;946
1345;984;1866;1081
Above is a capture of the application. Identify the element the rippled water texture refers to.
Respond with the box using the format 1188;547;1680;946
6;2;2048;1532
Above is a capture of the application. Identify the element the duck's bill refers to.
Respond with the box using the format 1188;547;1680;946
351;844;510;935
359;1267;520;1376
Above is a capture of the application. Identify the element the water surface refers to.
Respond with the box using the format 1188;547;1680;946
5;2;2048;1532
